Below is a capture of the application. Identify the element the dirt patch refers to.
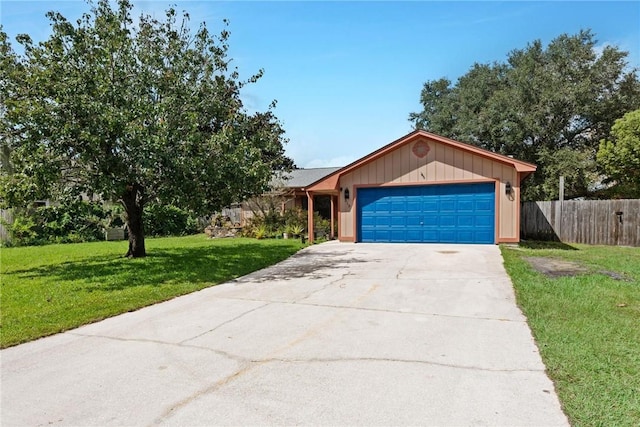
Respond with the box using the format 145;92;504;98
524;257;588;278
437;250;459;254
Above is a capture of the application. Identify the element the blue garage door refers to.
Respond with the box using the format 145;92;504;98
358;183;495;243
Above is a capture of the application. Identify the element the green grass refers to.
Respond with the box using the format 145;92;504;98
501;242;640;427
1;235;304;348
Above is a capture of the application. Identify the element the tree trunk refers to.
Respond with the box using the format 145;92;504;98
122;183;146;258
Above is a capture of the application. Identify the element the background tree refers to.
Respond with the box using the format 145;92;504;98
0;0;293;257
597;109;640;197
409;30;640;200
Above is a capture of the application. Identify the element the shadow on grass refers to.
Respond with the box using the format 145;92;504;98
519;240;579;251
10;241;301;292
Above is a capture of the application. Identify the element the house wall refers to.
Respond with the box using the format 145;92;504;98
337;137;519;242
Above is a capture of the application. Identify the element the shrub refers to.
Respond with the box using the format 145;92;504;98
143;203;198;237
5;200;120;246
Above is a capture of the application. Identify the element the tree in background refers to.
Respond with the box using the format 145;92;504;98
0;0;293;257
597;109;640;197
409;30;640;200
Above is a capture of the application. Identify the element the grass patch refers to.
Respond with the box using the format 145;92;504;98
1;235;304;348
501;242;640;427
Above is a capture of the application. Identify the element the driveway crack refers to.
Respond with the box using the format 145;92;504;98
179;302;271;344
65;332;248;363
295;272;351;302
252;356;545;373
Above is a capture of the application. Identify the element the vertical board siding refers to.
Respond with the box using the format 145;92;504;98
338;138;520;240
521;200;640;246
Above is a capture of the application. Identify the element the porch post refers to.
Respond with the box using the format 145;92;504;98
330;195;335;240
307;191;314;243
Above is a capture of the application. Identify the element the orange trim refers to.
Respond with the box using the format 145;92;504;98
493;179;500;244
498;237;520;243
515;172;522;242
339;236;356;242
307;192;314;243
353;178;495;189
307;130;536;192
353;180;501;243
330;196;335;240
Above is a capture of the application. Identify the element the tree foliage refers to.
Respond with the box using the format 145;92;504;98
0;0;293;256
597;109;640;197
409;30;640;200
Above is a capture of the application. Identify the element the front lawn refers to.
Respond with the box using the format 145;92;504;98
1;235;305;348
501;242;640;427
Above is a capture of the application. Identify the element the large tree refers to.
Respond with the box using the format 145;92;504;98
597;109;640;197
409;30;640;200
0;0;293;257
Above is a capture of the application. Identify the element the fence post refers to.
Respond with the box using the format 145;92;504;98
558;176;564;241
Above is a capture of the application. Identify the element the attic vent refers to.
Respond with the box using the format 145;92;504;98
412;140;430;158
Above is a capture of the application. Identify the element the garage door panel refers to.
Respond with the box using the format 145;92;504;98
476;200;493;211
375;216;392;227
440;200;456;211
457;215;474;227
358;183;495;244
406;201;421;212
422;216;438;226
475;215;494;227
391;216;406;227
405;215;421;226
440;216;455;227
423;201;438;212
457;200;474;211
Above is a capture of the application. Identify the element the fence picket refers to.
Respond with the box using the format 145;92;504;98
521;200;640;246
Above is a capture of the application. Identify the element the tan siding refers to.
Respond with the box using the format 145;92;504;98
376;157;385;182
368;162;376;184
392;150;401;182
434;144;442;179
463;153;473;179
454;150;464;180
472;154;483;178
340;172;354;238
384;154;392;182
426;151;435;180
418;150;427;182
499;166;517;239
409;145;418;181
336;137;521;242
401;145;412;182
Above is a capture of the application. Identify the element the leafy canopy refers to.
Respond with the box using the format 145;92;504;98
409;30;640;200
0;0;293;256
597;109;640;197
0;0;292;211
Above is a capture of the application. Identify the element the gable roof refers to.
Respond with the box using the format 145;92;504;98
272;167;342;189
307;130;537;191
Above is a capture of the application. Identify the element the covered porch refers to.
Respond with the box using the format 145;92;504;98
306;190;340;243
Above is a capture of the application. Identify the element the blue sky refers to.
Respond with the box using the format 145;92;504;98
1;1;639;168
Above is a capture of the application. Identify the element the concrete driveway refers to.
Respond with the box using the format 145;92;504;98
1;242;568;426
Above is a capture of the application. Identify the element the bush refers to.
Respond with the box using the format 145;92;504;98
6;200;121;246
143;203;198;237
242;207;332;240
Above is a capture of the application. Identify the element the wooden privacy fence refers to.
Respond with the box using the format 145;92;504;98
521;199;640;246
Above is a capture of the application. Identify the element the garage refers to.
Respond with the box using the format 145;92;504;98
305;130;536;244
358;182;495;243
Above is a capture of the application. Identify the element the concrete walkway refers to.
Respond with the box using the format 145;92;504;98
1;242;568;426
